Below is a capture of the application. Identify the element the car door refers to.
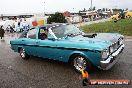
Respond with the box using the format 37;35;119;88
23;28;38;56
35;26;71;62
36;39;57;59
35;27;61;59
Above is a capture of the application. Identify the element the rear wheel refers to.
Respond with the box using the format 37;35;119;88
19;48;30;60
71;55;92;73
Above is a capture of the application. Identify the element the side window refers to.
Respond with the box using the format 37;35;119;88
27;29;37;39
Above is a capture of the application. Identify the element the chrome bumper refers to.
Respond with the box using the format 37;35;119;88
99;44;125;70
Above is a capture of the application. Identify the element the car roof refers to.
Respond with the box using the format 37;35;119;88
20;23;71;38
39;23;69;29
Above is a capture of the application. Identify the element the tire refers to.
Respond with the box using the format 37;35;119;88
19;48;30;60
71;55;92;73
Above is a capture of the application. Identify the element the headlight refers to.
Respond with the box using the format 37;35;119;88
109;46;114;53
101;49;109;60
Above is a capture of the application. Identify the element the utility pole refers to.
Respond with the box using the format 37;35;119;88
91;0;93;21
91;0;93;11
73;8;74;15
43;1;45;17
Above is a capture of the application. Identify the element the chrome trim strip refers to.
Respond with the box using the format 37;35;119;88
112;44;125;57
100;44;124;64
100;56;113;64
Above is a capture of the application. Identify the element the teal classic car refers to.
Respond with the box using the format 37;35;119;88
10;24;124;72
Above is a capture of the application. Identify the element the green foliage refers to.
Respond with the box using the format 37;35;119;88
119;10;126;19
47;12;67;24
81;18;132;36
102;8;105;11
93;6;96;10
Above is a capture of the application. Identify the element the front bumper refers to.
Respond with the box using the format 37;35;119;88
99;44;125;70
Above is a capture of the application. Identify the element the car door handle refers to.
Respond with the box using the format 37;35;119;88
22;40;25;41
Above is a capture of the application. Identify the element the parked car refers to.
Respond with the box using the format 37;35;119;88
125;11;132;18
110;13;121;21
10;24;124;73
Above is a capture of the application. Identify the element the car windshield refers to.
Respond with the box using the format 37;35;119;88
52;25;83;38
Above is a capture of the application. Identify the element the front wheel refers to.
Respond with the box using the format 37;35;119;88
19;48;30;60
71;55;92;73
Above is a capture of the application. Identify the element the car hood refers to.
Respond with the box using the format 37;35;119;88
94;33;122;43
63;33;122;51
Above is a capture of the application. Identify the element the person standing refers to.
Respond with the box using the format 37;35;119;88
0;26;5;40
10;26;15;33
22;19;29;31
6;25;11;33
81;68;91;86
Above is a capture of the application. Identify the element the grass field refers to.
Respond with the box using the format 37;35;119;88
81;18;132;36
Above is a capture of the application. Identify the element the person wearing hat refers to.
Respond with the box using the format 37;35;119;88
0;26;5;40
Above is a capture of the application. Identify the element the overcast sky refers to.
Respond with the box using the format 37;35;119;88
0;0;132;14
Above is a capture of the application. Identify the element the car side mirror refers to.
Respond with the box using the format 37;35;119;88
48;38;56;41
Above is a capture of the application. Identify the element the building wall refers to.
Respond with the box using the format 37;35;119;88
0;17;9;21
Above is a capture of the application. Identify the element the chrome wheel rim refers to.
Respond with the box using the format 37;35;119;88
20;48;25;58
74;56;87;72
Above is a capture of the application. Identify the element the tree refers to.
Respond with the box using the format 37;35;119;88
106;8;108;11
83;8;86;12
93;6;96;10
108;9;111;11
88;8;91;11
126;8;128;11
119;10;125;19
47;12;67;24
97;9;101;12
102;8;105;11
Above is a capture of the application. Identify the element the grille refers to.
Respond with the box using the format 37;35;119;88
109;41;120;53
109;37;124;53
